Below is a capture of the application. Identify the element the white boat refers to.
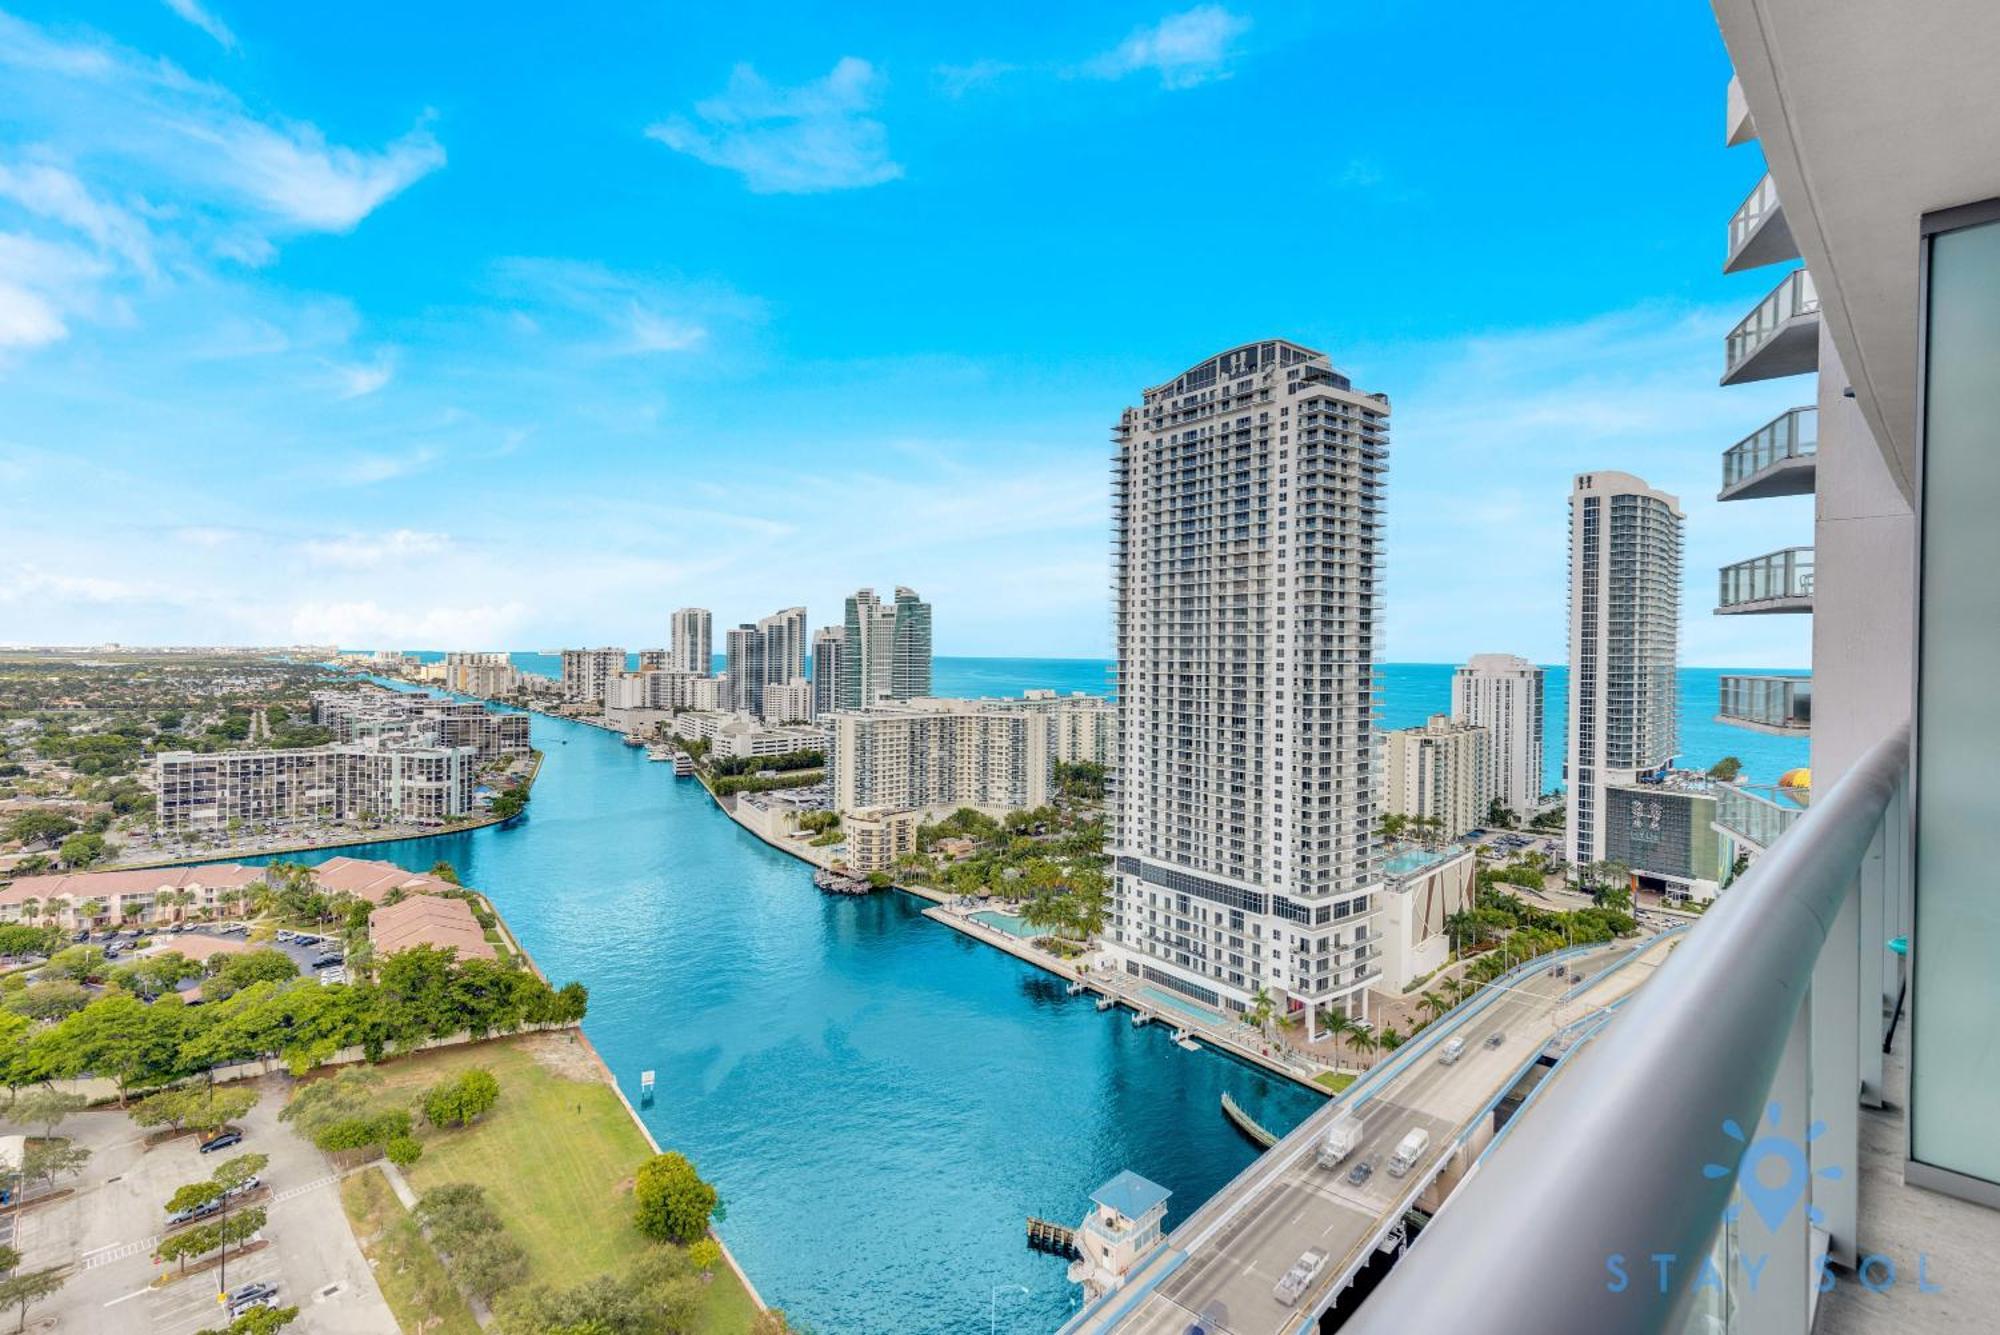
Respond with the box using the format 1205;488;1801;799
646;745;673;762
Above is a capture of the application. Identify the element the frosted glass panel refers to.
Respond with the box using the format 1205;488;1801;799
1912;215;2000;1186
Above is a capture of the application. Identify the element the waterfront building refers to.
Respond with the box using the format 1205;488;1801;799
639;648;670;671
1563;471;1683;870
0;856;457;931
1373;843;1478;992
759;607;809;687
1383;714;1491;841
811;626;844;717
369;893;496;961
1071;1173;1172;1306
1106;340;1388;1034
154;740;478;833
824;700;1050;816
670;608;713;677
560;647;626;704
712;719;826;763
724;625;764;714
839;586;931;708
311;689;528;760
1449;654;1546;821
686;675;725;712
762;676;815;725
443;651;519;697
843;807;921;873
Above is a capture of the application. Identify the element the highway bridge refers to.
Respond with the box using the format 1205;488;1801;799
1060;931;1684;1335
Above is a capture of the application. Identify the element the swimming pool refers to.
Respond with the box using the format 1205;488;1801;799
970;909;1039;938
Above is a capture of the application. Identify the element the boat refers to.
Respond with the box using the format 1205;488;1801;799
623;734;645;747
1173;1028;1200;1051
1096;996;1115;1012
646;745;673;762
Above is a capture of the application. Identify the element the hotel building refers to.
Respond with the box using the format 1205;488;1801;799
1449;653;1546;820
1562;471;1683;870
1106;340;1387;1033
1383;713;1491;841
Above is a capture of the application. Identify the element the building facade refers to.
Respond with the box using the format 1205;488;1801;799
724;625;764;714
670;608;713;677
824;700;1050;815
811;626;845;717
1106;340;1388;1032
762;677;815;724
154;741;478;833
838;586;932;708
1383;713;1492;840
1450;653;1545;821
1563;472;1683;869
560;647;626;703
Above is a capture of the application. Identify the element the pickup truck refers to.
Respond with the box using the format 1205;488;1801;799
1274;1247;1331;1306
1316;1116;1362;1168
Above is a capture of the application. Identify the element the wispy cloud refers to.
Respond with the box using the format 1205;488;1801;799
646;57;901;194
492;257;759;357
329;354;394;399
933;59;1016;98
1084;6;1251;90
301;528;451;568
332;449;438;486
288;598;528;649
161;0;237;51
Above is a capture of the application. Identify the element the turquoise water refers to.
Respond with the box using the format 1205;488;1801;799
970;909;1039;938
244;696;1322;1333
394;652;1808;784
1382;847;1457;876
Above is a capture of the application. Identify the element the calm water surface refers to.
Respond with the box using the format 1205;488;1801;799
260;694;1322;1333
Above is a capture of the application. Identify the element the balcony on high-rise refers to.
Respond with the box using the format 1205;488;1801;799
1717;673;1812;733
1722;267;1820;384
1714;779;1811;853
1718;405;1817;501
1725;73;1756;146
1717;546;1814;614
1725;172;1797;272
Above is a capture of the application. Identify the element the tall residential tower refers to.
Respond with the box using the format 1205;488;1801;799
1450;653;1546;821
1563;471;1684;868
670;608;712;677
839;586;931;708
1107;340;1388;1036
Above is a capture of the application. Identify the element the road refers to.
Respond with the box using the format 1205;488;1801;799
1066;933;1681;1335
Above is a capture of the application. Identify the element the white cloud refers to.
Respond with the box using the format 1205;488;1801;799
330;355;394;398
301;528;451;569
0;563;152;604
180;118;444;232
161;0;237;51
646;57;902;194
933;60;1016;98
492;258;757;357
0;280;65;348
0;160;156;274
1085;6;1251;90
173;525;237;547
331;449;438;486
288;598;528;649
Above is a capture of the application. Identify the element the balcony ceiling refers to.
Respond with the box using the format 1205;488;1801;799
1717;451;1816;502
1715;0;2000;505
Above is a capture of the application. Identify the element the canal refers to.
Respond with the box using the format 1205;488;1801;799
257;702;1323;1332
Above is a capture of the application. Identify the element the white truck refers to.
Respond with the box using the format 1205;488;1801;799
1387;1127;1430;1178
1273;1247;1330;1306
1315;1115;1362;1168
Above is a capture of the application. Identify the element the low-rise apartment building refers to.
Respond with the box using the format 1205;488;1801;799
0;856;458;930
311;689;528;760
369;893;496;961
844;807;921;873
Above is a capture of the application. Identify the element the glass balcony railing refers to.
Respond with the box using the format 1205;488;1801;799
1717;673;1811;731
1715;780;1810;850
1717;546;1814;611
1720;406;1817;492
1727;173;1781;253
1723;268;1819;379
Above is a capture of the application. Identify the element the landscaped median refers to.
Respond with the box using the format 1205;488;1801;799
317;1030;761;1334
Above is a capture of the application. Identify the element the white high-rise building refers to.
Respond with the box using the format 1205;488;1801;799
839;586;931;708
1384;714;1491;841
759;607;808;687
1564;471;1684;869
762;677;814;724
1450;653;1546;822
560;648;626;704
670;608;712;677
1107;340;1388;1035
811;626;845;717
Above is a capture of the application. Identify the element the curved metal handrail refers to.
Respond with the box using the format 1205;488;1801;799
1344;724;1909;1335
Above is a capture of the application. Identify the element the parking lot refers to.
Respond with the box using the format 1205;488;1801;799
5;1074;393;1333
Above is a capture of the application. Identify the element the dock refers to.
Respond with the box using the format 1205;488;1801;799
1027;1216;1081;1260
812;868;872;896
1220;1091;1278;1149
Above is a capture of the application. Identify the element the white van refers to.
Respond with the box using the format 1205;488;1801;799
1273;1248;1330;1306
1387;1127;1430;1178
1438;1036;1466;1065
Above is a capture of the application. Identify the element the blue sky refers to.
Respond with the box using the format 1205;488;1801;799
0;1;1811;667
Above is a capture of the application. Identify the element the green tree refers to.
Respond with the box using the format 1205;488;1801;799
422;1067;500;1130
112;950;203;1000
11;1088;86;1141
212;1152;268;1195
1247;987;1275;1035
631;1151;718;1244
196;1306;300;1335
164;1180;225;1216
0;1267;65;1333
20;1139;90;1193
57;831;113;867
2;810;76;847
1706;755;1744;782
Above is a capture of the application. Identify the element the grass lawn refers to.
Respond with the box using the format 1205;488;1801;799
340;1166;481;1335
351;1032;759;1333
1314;1071;1356;1093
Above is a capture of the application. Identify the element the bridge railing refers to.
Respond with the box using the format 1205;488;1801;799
1344;725;1910;1335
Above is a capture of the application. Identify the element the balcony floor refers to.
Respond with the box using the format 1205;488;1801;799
1716;595;1814;615
1816;1012;2000;1333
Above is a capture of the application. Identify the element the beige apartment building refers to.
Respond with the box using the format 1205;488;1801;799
1383;713;1492;840
154;740;478;833
824;699;1051;816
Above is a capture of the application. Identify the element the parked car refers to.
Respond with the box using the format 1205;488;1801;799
310;953;343;969
199;1129;245;1154
167;1197;224;1225
223;1174;262;1198
227;1282;279;1316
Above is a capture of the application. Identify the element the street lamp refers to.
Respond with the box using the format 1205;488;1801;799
991;1283;1030;1334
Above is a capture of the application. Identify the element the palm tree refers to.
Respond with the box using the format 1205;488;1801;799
1350;1027;1381;1068
18;898;38;927
1417;990;1448;1027
1378;1026;1406;1054
1321;1010;1357;1067
1248;987;1276;1036
78;898;106;928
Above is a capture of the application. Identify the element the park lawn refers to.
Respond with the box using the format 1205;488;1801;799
1314;1071;1356;1093
340;1166;481;1335
361;1033;758;1332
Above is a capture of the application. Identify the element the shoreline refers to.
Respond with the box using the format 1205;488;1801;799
702;774;1332;1097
